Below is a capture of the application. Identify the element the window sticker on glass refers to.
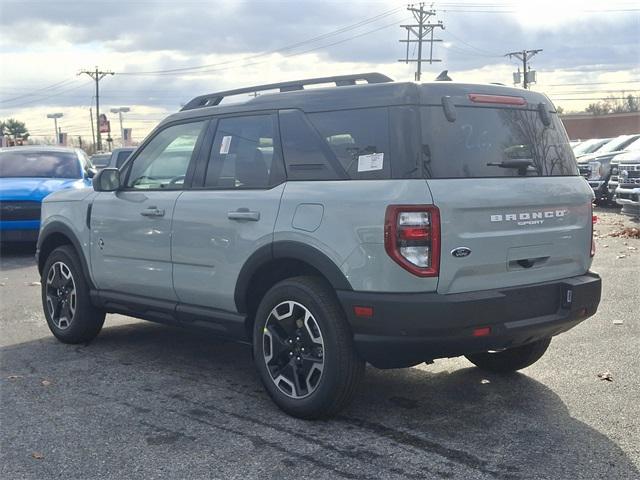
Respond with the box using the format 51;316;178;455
357;152;384;172
220;135;232;154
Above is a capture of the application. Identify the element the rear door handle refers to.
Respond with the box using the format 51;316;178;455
140;207;165;217
227;209;260;221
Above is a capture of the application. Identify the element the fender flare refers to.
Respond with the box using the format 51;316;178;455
37;221;94;288
234;240;352;313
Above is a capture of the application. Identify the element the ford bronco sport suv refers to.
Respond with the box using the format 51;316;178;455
37;73;602;419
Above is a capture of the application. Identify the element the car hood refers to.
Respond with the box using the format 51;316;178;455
0;177;87;202
612;150;640;163
577;151;621;164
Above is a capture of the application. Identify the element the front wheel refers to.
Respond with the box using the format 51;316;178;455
253;276;364;419
41;245;105;344
465;338;551;373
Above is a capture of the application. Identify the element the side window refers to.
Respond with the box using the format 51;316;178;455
126;121;205;189
204;114;284;189
307;107;390;180
279;109;344;181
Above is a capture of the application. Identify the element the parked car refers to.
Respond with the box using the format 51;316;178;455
611;150;640;217
573;138;611;158
89;152;112;170
108;147;137;169
577;134;640;204
0;146;94;242
36;73;601;418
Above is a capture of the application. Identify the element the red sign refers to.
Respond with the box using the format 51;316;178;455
99;114;110;133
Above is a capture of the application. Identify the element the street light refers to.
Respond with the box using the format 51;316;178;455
110;107;130;147
46;113;63;144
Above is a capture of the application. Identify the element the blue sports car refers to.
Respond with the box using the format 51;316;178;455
0;146;95;242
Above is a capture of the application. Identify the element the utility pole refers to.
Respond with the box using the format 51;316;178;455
89;107;96;151
79;67;114;150
398;3;444;81
505;49;542;89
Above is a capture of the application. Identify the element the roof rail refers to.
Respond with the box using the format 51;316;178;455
180;72;393;111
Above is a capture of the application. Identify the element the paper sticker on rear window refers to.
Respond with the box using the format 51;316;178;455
220;135;232;154
357;153;384;172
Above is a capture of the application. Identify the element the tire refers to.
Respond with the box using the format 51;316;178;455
465;338;551;373
253;276;364;419
41;245;105;344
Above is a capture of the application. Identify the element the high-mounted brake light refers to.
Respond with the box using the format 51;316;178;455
384;205;440;277
468;94;527;106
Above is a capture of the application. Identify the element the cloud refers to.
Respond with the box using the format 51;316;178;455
0;0;638;142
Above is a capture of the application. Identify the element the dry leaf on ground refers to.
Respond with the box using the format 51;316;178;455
597;372;613;382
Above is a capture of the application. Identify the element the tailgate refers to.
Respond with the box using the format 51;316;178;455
428;177;593;294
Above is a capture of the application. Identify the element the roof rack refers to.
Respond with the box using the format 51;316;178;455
180;72;393;111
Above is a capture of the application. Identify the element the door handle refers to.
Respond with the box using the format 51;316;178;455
228;208;260;221
140;207;165;217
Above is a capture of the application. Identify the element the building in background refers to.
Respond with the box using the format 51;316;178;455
561;112;640;140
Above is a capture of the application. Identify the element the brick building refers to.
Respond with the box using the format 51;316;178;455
561;112;640;140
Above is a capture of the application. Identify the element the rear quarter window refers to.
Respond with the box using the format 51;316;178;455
307;107;390;180
421;106;577;178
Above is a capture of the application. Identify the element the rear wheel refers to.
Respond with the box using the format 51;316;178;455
253;276;364;419
465;338;551;373
41;245;105;344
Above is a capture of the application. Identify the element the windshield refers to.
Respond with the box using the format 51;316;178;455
0;150;81;178
598;136;638;154
573;138;609;156
421;106;577;178
624;137;640;151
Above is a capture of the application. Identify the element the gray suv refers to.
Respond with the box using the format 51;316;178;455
36;73;602;418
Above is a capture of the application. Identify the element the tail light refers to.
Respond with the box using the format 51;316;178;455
384;205;440;277
591;205;597;257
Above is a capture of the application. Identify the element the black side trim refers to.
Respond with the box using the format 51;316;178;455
233;240;352;313
37;222;94;288
91;290;248;341
234;243;274;313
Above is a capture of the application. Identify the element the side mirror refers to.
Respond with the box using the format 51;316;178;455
85;167;97;179
93;168;121;192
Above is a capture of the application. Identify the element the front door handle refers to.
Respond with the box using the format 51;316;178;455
140;207;165;217
228;208;260;221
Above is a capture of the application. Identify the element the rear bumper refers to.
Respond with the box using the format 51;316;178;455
337;272;601;368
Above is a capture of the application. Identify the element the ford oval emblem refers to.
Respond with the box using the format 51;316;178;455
451;247;471;258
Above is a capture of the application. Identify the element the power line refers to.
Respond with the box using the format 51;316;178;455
118;7;402;76
0;78;79;105
0;81;92;109
132;16;407;78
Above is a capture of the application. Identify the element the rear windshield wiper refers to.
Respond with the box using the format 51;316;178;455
487;159;533;169
487;158;534;175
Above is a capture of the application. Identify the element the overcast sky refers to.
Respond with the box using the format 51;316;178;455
1;0;638;144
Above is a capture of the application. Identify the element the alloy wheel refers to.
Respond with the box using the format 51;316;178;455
262;301;325;399
45;261;77;330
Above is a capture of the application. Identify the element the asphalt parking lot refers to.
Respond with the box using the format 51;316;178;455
1;208;638;480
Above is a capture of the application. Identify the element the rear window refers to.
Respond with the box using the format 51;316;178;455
115;150;134;168
91;154;111;167
0;150;81;178
421;106;577;178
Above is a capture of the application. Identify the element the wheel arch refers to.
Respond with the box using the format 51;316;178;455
37;222;94;289
235;241;352;334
